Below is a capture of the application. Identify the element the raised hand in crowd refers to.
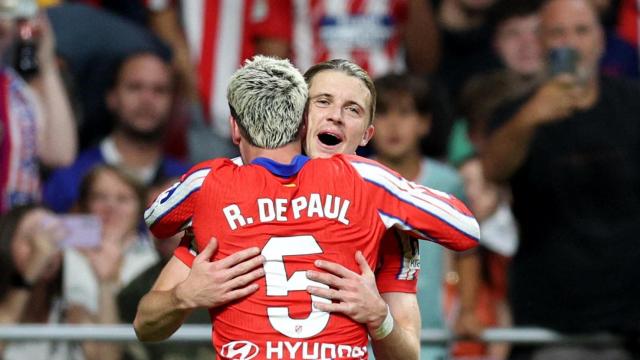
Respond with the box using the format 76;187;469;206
518;74;585;125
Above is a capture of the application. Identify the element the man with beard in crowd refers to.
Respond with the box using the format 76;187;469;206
44;51;189;213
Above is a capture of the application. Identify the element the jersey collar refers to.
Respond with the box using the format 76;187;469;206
251;155;309;178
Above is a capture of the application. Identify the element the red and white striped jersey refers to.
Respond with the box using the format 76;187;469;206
293;0;408;77
0;68;43;214
145;154;479;359
147;0;292;137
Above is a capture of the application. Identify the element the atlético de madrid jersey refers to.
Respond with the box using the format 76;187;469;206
145;154;479;360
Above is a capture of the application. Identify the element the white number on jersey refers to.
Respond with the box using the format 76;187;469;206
261;235;331;338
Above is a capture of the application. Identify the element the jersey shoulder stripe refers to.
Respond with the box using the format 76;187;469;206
349;159;480;241
144;167;210;228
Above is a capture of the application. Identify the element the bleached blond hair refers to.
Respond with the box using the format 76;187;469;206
227;56;308;149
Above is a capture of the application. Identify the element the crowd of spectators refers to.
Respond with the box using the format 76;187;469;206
0;0;638;359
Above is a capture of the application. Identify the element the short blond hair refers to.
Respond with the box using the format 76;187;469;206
227;56;308;149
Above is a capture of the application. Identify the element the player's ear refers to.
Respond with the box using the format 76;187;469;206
360;124;375;146
230;117;242;145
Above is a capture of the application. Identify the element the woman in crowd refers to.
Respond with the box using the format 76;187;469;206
0;204;82;359
64;164;158;360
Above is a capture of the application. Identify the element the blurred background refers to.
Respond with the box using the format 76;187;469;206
0;0;639;359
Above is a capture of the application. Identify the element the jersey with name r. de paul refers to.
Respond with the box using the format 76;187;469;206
172;157;421;295
145;154;479;359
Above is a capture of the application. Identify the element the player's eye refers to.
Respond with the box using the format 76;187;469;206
346;105;361;115
315;98;330;106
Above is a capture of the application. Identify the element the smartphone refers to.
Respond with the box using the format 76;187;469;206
548;47;579;76
58;215;102;249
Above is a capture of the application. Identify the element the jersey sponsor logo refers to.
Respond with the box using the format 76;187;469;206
220;340;259;360
265;340;367;359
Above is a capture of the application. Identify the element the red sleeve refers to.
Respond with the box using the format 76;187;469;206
174;230;197;268
347;155;480;252
375;229;419;294
144;161;214;239
251;0;293;42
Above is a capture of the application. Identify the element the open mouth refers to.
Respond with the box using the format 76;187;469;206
317;132;343;146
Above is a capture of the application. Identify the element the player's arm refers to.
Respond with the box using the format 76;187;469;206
372;292;421;360
350;159;481;251
134;255;192;341
307;231;421;359
306;252;419;360
144;166;210;239
372;232;421;359
134;238;265;341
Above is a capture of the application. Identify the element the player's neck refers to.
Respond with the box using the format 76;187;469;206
241;141;303;165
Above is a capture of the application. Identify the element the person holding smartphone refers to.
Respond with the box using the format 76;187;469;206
482;0;640;359
62;165;158;360
0;204;84;359
0;1;77;215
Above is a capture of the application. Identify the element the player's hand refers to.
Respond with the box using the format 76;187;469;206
306;251;388;331
175;237;265;309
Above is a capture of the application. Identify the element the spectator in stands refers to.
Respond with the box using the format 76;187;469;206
482;0;640;358
445;3;542;357
0;4;77;214
447;0;543;169
589;0;639;78
371;73;478;360
116;176;214;360
142;0;293;162
64;165;157;360
0;204;82;359
293;0;441;78
46;3;171;150
436;0;500;100
44;51;188;213
616;0;639;58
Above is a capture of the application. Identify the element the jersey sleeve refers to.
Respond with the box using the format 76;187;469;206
349;157;480;251
375;229;420;294
144;163;211;239
173;229;197;267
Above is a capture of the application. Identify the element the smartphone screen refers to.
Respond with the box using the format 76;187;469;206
58;215;102;249
549;47;579;76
